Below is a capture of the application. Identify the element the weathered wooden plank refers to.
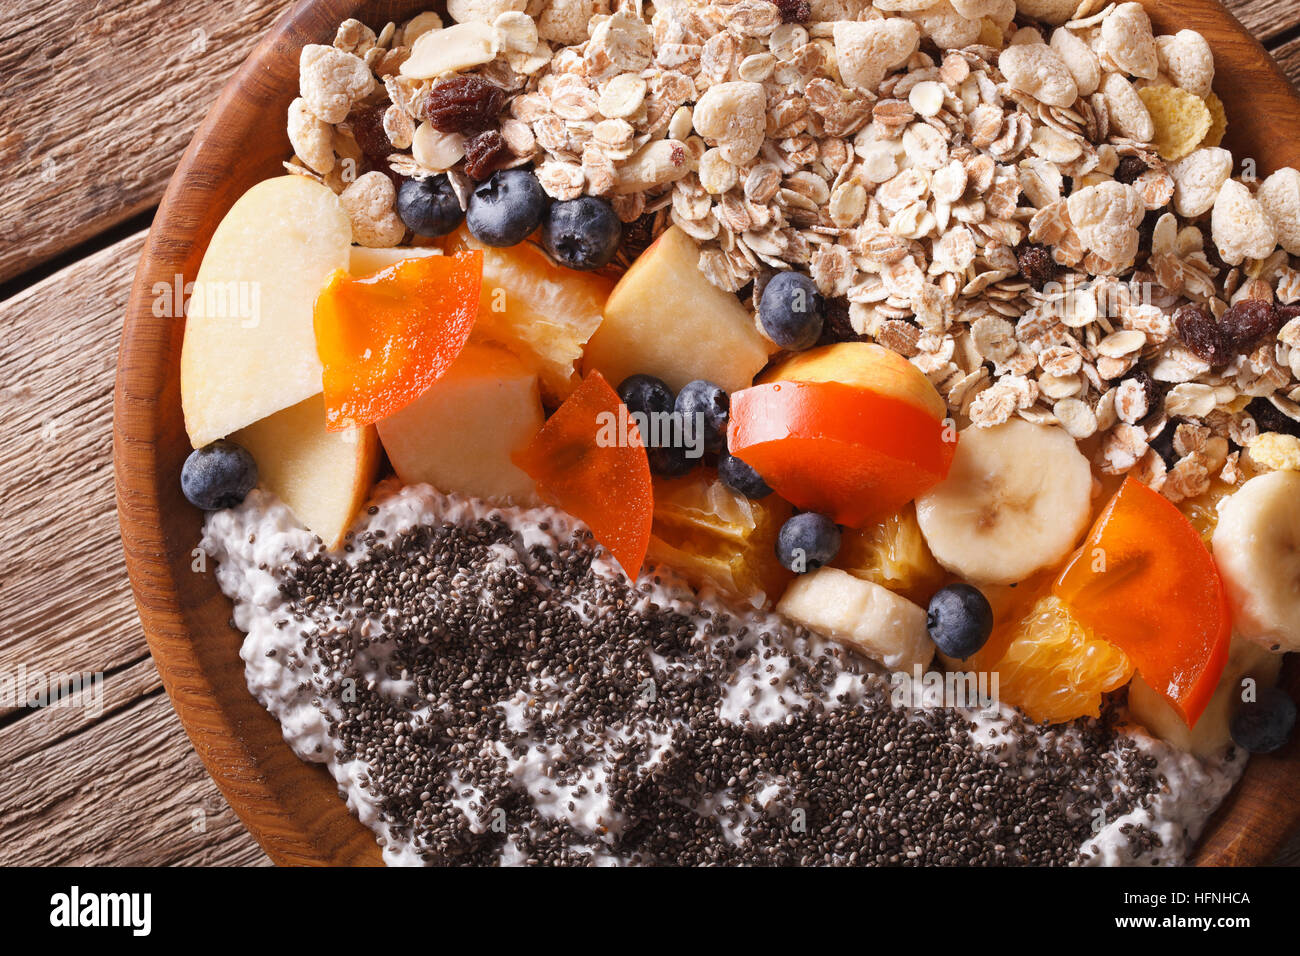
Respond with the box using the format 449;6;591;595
1269;34;1300;90
0;0;284;284
0;232;152;703
0;229;268;864
0;659;268;866
1224;0;1300;44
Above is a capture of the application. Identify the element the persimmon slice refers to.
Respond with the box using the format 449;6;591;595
728;381;956;528
513;371;653;580
1053;476;1231;728
314;250;482;429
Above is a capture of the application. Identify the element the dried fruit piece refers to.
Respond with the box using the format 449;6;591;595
463;129;512;181
1054;477;1231;728
513;371;653;579
1016;242;1058;290
1248;396;1300;439
349;101;395;164
1220;299;1278;354
314;251;483;429
423;75;506;134
1114;155;1147;185
1172;302;1229;366
773;0;810;22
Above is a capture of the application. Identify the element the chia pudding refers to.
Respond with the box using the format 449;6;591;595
202;483;1245;866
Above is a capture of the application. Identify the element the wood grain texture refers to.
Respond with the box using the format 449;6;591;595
0;0;284;285
0;230;265;865
1223;0;1300;44
111;0;1300;867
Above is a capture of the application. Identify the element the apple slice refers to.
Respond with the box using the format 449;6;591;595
349;245;441;275
232;393;379;550
182;176;351;448
1128;634;1283;757
583;225;773;394
377;342;543;504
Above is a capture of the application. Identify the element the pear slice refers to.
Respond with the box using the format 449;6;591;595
232;394;379;550
181;176;352;448
583;225;773;394
376;342;543;504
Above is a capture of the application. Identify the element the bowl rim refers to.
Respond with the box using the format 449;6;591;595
114;0;1300;867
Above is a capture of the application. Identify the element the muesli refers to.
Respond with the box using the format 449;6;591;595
178;0;1297;865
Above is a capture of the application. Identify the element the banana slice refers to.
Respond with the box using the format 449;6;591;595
914;419;1093;586
777;567;934;673
1211;470;1300;652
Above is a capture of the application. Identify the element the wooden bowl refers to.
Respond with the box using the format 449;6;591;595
114;0;1300;866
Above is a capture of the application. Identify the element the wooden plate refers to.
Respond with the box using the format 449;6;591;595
114;0;1300;866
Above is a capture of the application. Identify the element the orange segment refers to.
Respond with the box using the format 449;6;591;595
832;504;946;606
1053;477;1231;728
648;469;794;602
313;251;482;429
513;371;653;580
443;227;612;402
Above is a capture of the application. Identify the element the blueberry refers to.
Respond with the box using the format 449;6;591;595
759;271;823;350
926;584;994;660
396;175;463;237
617;374;675;423
718;453;772;499
543;196;622;270
466;168;548;247
181;440;258;511
1230;687;1297;754
675;380;729;454
776;512;840;573
648;444;695;478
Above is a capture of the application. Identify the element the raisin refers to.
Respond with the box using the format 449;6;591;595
1114;155;1148;185
1016;242;1058;290
1150;416;1188;467
818;298;866;345
1220;299;1278;354
463;129;512;181
1203;239;1228;272
773;0;811;22
1124;368;1163;422
423;75;506;135
349;102;395;164
1172;303;1229;366
1248;397;1300;438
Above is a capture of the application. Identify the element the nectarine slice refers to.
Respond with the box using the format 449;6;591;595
728;381;956;528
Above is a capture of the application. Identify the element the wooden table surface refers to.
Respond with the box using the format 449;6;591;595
2;0;1299;868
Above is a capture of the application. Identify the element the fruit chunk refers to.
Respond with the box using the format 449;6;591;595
1128;634;1283;757
915;420;1092;585
444;227;612;401
232;393;379;550
181;440;258;510
313;250;482;429
647;469;793;602
348;245;441;275
584;225;772;394
1211;470;1300;652
957;594;1134;725
181;175;351;447
833;504;946;607
729;380;955;528
777;567;934;673
376;342;543;504
514;371;653;579
759;342;947;421
1054;476;1231;728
